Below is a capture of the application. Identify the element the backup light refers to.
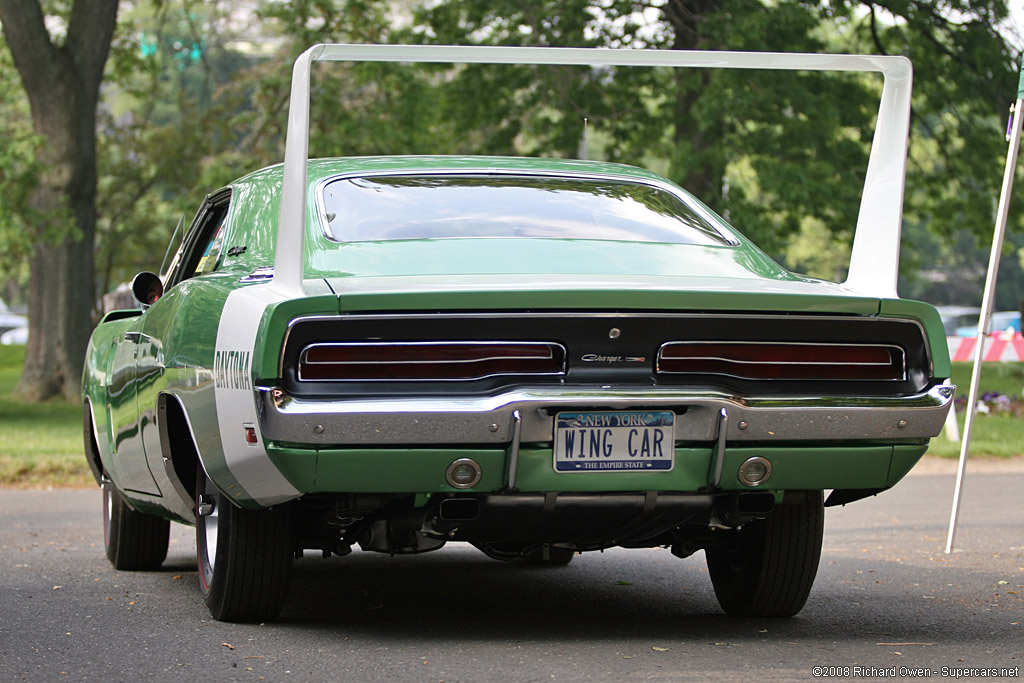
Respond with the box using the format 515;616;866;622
445;458;482;489
737;457;772;487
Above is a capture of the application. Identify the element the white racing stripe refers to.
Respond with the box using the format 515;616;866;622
214;284;301;506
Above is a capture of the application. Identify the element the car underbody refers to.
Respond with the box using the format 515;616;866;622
292;489;778;557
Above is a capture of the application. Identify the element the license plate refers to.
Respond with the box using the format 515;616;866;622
554;411;675;472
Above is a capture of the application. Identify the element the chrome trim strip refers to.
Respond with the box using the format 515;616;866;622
257;383;955;446
711;408;728;488
657;340;908;381
297;340;566;382
506;410;523;490
239;266;275;283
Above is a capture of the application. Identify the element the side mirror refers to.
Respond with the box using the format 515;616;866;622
131;271;164;307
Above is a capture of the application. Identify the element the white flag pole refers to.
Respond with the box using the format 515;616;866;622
945;66;1024;554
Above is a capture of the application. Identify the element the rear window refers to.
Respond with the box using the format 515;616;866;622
319;174;735;246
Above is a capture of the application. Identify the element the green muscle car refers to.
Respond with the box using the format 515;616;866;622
82;45;954;622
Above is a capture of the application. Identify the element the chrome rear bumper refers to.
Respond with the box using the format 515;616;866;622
257;384;955;446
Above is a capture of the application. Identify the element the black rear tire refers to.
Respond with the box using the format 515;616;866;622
196;468;293;622
103;477;170;571
705;490;824;618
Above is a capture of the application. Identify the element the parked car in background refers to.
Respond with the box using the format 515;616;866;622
0;297;26;338
936;306;982;336
0;326;27;346
81;45;954;623
954;310;1022;337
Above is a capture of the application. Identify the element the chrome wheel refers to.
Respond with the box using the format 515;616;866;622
196;479;219;591
102;477;113;548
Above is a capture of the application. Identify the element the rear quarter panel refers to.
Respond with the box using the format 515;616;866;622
83;311;143;481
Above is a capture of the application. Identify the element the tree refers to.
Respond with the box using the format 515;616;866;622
94;1;255;299
412;0;1020;265
0;44;39;307
412;0;880;253
0;0;119;401
833;0;1021;243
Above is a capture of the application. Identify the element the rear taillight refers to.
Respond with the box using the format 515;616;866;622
656;342;905;381
299;342;566;381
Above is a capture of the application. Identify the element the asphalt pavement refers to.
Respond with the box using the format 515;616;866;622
0;458;1021;682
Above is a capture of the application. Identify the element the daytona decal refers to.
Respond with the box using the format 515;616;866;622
214;350;252;390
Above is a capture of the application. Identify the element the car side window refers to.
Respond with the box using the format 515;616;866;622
195;220;226;276
164;191;232;289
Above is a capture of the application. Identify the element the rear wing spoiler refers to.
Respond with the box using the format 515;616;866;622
274;44;912;299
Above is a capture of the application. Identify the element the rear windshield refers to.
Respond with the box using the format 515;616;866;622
319;174;735;246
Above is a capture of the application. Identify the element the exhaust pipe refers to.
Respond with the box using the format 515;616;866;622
439;497;480;521
712;492;775;528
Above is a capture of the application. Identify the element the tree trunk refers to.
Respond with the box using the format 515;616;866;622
663;0;726;210
0;0;119;401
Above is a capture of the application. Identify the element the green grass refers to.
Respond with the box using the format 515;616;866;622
0;348;1019;486
926;413;1024;458
0;346;93;486
925;362;1024;458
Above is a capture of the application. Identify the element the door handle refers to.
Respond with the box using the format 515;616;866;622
123;332;141;343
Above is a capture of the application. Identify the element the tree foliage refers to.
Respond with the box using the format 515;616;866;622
838;0;1020;240
0;45;40;299
403;0;882;253
93;1;248;296
409;0;1021;262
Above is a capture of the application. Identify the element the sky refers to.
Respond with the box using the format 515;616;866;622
1010;2;1024;50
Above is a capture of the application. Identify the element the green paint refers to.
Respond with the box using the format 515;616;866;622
328;284;879;316
886;444;929;486
261;443;914;496
308;238;790;281
717;446;894;490
310;448;507;493
265;447;318;496
515;446;714;492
